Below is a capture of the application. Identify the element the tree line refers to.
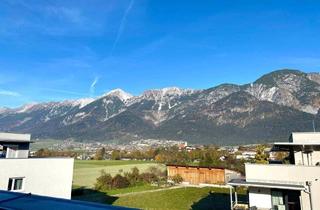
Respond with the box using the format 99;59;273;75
94;145;247;173
35;145;274;174
94;166;168;191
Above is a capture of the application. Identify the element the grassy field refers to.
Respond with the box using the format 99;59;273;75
105;184;160;195
73;186;248;210
30;139;64;151
114;187;248;210
73;160;164;188
72;160;248;210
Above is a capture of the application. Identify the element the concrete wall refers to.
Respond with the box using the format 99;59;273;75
0;132;31;141
246;163;320;184
310;181;320;210
294;150;320;166
4;143;29;158
0;158;74;199
248;187;272;209
224;169;242;183
246;163;320;210
290;132;320;143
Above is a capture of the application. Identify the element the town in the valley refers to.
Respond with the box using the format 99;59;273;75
1;131;320;210
1;1;320;210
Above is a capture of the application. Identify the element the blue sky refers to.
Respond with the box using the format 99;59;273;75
1;0;320;107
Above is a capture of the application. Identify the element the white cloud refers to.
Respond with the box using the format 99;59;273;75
0;89;21;97
90;76;99;96
0;1;105;37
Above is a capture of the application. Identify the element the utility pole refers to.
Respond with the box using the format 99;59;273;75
312;120;316;132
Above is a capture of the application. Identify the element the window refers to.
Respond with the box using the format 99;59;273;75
271;190;285;210
7;177;24;191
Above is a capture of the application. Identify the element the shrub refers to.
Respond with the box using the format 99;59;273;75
124;167;140;185
94;166;166;191
171;174;183;184
140;172;159;183
112;174;130;189
94;170;113;191
147;166;166;178
111;150;121;160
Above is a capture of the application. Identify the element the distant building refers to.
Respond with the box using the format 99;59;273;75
0;132;74;199
229;132;320;210
178;141;188;150
219;155;226;161
167;164;241;185
236;151;257;160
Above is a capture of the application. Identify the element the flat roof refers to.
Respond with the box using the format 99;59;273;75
0;190;136;210
290;132;320;143
274;142;320;146
228;179;305;191
0;132;31;143
291;132;320;135
272;142;320;151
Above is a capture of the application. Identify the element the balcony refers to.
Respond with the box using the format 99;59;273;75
245;163;320;186
229;164;320;210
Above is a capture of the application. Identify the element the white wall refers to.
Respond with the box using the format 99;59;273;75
249;187;272;209
0;158;74;199
0;132;31;141
246;163;320;185
290;132;320;143
309;180;320;210
5;146;29;158
246;164;320;210
294;150;320;166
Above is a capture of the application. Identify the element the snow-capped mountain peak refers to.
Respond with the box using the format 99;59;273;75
307;72;320;85
0;69;319;145
16;103;39;113
68;98;95;109
0;107;10;114
104;89;133;102
141;87;194;99
161;87;186;96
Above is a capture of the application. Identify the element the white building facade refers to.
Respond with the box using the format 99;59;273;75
0;132;74;199
229;132;320;210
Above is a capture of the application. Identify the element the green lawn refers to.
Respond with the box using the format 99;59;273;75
72;160;248;210
73;186;248;210
73;160;164;188
106;184;160;195
113;187;229;210
75;160;154;168
73;184;160;198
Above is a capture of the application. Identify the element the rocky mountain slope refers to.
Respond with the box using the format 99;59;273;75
0;69;319;145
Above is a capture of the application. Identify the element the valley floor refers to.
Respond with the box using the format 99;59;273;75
72;160;248;210
73;186;248;210
73;160;163;188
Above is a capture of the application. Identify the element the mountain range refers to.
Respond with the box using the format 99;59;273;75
0;69;320;145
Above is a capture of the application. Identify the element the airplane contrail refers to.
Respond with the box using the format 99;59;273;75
111;0;134;55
